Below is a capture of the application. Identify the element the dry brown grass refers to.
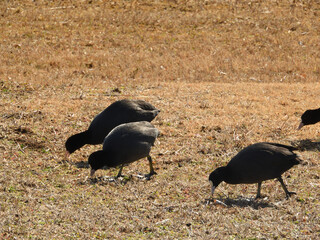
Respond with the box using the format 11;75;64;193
1;0;320;84
1;0;320;239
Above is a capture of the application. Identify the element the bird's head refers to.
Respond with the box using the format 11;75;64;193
88;150;109;177
65;135;78;155
208;167;226;197
298;109;320;129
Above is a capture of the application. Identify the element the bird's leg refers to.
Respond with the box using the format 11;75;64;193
144;156;157;180
148;156;157;175
115;165;124;178
277;176;296;199
255;182;262;199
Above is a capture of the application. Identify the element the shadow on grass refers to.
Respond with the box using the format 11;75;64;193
221;197;274;209
77;175;133;186
205;196;275;209
58;160;153;185
57;159;90;168
13;137;46;150
74;160;90;169
290;139;320;152
83;172;155;186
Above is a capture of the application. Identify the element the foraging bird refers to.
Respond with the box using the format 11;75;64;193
298;107;320;130
209;142;302;199
65;99;160;155
88;121;159;179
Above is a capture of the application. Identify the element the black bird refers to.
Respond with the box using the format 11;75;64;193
209;142;302;199
88;121;159;180
298;107;320;130
65;99;160;155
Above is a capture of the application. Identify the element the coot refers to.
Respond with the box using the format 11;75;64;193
209;142;302;199
298;107;320;130
65;99;160;155
88;121;159;180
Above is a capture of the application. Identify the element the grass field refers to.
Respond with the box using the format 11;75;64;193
1;0;320;239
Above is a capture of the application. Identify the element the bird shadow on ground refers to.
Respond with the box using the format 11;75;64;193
74;160;90;169
57;159;90;168
77;175;133;186
221;197;275;209
205;196;275;209
290;139;320;152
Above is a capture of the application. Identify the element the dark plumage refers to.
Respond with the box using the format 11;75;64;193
65;99;160;155
88;121;159;179
209;142;302;199
298;107;320;130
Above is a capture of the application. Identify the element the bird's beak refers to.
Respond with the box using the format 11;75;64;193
90;169;96;177
297;121;304;130
211;186;215;196
209;181;215;196
65;151;70;159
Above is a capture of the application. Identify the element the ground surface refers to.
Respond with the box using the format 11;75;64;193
1;1;319;239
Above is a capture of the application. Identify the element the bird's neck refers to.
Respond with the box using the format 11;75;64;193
223;166;240;184
98;150;118;168
314;109;320;121
71;130;91;151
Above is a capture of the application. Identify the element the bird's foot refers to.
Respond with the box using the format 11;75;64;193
255;194;266;200
285;191;296;199
115;174;125;179
137;171;157;180
99;176;117;182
